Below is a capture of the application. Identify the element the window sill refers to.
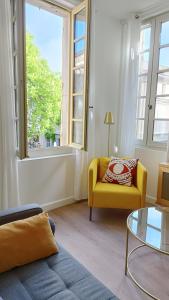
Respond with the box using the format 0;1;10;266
135;145;167;153
21;146;75;161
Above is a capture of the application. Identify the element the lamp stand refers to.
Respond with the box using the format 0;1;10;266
107;124;111;157
104;111;114;157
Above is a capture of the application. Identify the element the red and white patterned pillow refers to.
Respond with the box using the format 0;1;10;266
102;157;138;187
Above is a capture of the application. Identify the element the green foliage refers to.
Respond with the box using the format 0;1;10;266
44;130;56;143
26;32;62;141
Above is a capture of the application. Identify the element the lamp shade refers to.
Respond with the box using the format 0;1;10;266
104;112;114;124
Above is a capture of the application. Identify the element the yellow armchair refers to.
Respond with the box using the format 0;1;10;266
88;157;147;221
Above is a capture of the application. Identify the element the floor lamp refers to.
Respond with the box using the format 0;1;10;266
104;112;114;157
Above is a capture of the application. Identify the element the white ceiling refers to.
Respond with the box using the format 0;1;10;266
95;0;169;19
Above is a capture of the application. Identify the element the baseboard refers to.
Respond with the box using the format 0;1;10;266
42;195;157;211
41;197;75;212
146;195;156;205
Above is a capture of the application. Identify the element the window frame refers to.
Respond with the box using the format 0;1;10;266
137;12;169;149
148;12;169;149
11;0;90;159
11;0;27;159
69;0;90;150
136;20;155;146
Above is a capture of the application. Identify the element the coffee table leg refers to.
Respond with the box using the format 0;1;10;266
125;227;129;275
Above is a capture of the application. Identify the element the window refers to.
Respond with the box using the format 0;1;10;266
11;0;90;158
136;13;169;148
70;4;89;149
25;0;69;151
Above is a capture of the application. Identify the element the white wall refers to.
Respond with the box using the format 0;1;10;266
135;147;167;202
18;154;75;209
88;1;122;158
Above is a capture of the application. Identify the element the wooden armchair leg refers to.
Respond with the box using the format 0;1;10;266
89;207;93;221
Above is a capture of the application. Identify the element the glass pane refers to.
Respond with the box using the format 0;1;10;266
157;72;169;95
73;96;83;119
13;56;17;84
140;26;151;51
159;47;169;71
160;21;169;46
153;120;169;142
14;90;18;117
74;8;86;40
73;68;84;93
136;120;144;140
132;211;138;219
26;1;65;150
147;209;161;229
146;227;161;249
75;39;85;55
139;52;149;74
74;39;85;67
131;219;137;234
12;23;17;52
136;98;146;118
155;97;169;119
138;75;147;97
15;120;19;149
72;121;83;144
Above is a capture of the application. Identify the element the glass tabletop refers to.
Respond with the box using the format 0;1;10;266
127;207;169;254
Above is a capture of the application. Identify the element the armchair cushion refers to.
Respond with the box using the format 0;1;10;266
0;213;58;273
93;182;141;209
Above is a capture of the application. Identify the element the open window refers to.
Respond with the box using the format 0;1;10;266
11;0;90;158
69;1;90;150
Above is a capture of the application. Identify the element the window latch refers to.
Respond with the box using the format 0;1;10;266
148;104;152;110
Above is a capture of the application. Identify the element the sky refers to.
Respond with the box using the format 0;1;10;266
142;22;169;69
26;3;63;73
26;2;86;74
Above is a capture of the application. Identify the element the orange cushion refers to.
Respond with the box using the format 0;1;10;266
0;213;58;273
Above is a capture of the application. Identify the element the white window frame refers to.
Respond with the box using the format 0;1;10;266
137;12;169;149
137;20;155;147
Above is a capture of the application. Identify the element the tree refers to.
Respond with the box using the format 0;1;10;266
26;32;62;144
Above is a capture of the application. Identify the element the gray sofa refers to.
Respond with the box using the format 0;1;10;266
0;204;118;300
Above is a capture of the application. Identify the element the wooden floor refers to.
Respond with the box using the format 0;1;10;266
49;201;169;300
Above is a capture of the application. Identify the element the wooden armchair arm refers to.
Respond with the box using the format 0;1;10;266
88;158;99;206
137;161;147;207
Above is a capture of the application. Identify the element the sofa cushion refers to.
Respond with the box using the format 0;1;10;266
93;182;141;209
0;246;118;300
0;213;58;273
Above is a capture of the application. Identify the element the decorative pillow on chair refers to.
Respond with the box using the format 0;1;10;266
102;157;138;186
0;213;58;273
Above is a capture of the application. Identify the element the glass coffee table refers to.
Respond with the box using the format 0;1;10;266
125;207;169;300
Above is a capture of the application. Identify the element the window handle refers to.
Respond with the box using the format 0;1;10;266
148;104;152;110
